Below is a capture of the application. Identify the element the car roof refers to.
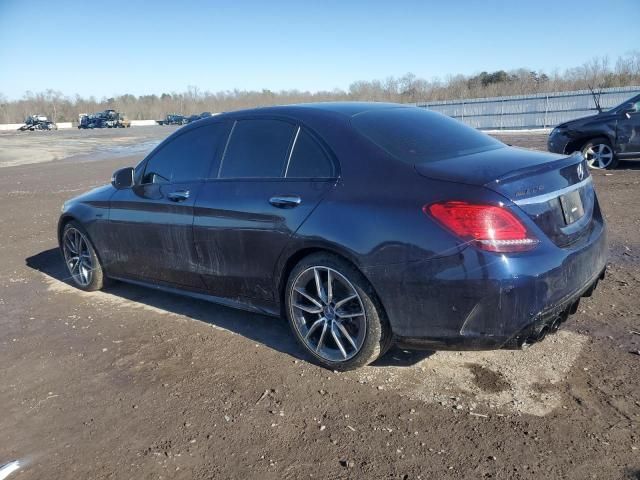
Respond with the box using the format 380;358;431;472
177;102;414;135
216;102;411;120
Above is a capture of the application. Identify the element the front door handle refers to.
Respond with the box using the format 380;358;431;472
269;195;301;208
167;190;190;202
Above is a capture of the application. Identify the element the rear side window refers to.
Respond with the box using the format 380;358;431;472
220;119;296;178
352;107;503;164
285;129;334;178
143;123;225;183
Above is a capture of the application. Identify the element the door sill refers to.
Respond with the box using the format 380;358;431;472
108;275;281;318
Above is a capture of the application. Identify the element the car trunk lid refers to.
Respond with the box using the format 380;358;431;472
415;146;594;247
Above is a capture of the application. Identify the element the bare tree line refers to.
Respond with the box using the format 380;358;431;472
1;52;639;124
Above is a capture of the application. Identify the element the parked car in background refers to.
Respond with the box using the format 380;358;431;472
184;112;215;124
186;114;203;123
548;94;640;169
158;114;188;126
59;103;607;370
78;110;130;129
18;114;57;131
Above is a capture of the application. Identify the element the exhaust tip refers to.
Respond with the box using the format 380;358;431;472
537;326;550;342
582;280;598;298
569;299;580;315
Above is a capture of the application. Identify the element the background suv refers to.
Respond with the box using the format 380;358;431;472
548;94;640;169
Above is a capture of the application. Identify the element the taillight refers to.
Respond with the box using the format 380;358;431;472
425;201;538;253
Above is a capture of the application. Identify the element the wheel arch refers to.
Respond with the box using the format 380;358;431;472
57;215;108;276
276;245;390;328
564;133;615;155
57;214;78;247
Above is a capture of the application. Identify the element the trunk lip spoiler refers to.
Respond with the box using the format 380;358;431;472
513;176;592;206
484;151;584;187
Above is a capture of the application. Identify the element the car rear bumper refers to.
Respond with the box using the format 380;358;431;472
364;215;608;350
394;265;605;350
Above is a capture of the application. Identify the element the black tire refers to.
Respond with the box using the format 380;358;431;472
61;221;108;292
285;253;393;370
582;137;618;170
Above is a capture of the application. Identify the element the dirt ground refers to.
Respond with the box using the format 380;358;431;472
0;128;639;479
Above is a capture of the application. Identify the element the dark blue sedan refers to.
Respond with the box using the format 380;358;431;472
58;103;608;370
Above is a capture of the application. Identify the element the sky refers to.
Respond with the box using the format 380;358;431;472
0;0;638;100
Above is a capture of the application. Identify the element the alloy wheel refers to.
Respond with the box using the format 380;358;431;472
584;143;614;169
62;227;94;287
290;266;367;362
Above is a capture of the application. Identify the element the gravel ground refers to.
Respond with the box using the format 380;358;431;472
0;126;179;168
0;128;638;479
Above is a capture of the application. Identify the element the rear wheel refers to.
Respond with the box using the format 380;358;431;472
582;137;617;170
285;253;392;370
61;221;107;291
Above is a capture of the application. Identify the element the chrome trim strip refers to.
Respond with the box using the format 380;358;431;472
284;126;301;178
514;176;592;206
217;120;237;178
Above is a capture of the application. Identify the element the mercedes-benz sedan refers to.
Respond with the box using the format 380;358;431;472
59;103;607;370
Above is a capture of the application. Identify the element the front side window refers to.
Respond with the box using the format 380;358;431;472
285;129;334;178
142;123;224;184
219;119;296;178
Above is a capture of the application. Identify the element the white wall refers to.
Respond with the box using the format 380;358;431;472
0;123;29;131
0;122;73;131
0;117;223;130
130;120;159;126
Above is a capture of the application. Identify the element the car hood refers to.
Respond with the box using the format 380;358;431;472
555;111;617;129
65;184;114;207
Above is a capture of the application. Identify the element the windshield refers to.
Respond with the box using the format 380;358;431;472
608;93;640;113
352;107;504;164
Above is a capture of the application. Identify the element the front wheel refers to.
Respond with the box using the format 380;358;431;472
285;253;392;370
61;221;107;291
582;137;617;169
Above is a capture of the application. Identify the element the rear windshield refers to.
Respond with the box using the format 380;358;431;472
352;107;503;163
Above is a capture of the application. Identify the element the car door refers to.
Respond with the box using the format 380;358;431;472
106;122;228;287
616;99;640;156
193;117;337;302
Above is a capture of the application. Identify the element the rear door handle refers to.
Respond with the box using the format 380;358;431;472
269;195;301;208
167;190;190;202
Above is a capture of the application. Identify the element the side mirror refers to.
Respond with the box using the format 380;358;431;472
111;167;135;189
621;103;637;118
